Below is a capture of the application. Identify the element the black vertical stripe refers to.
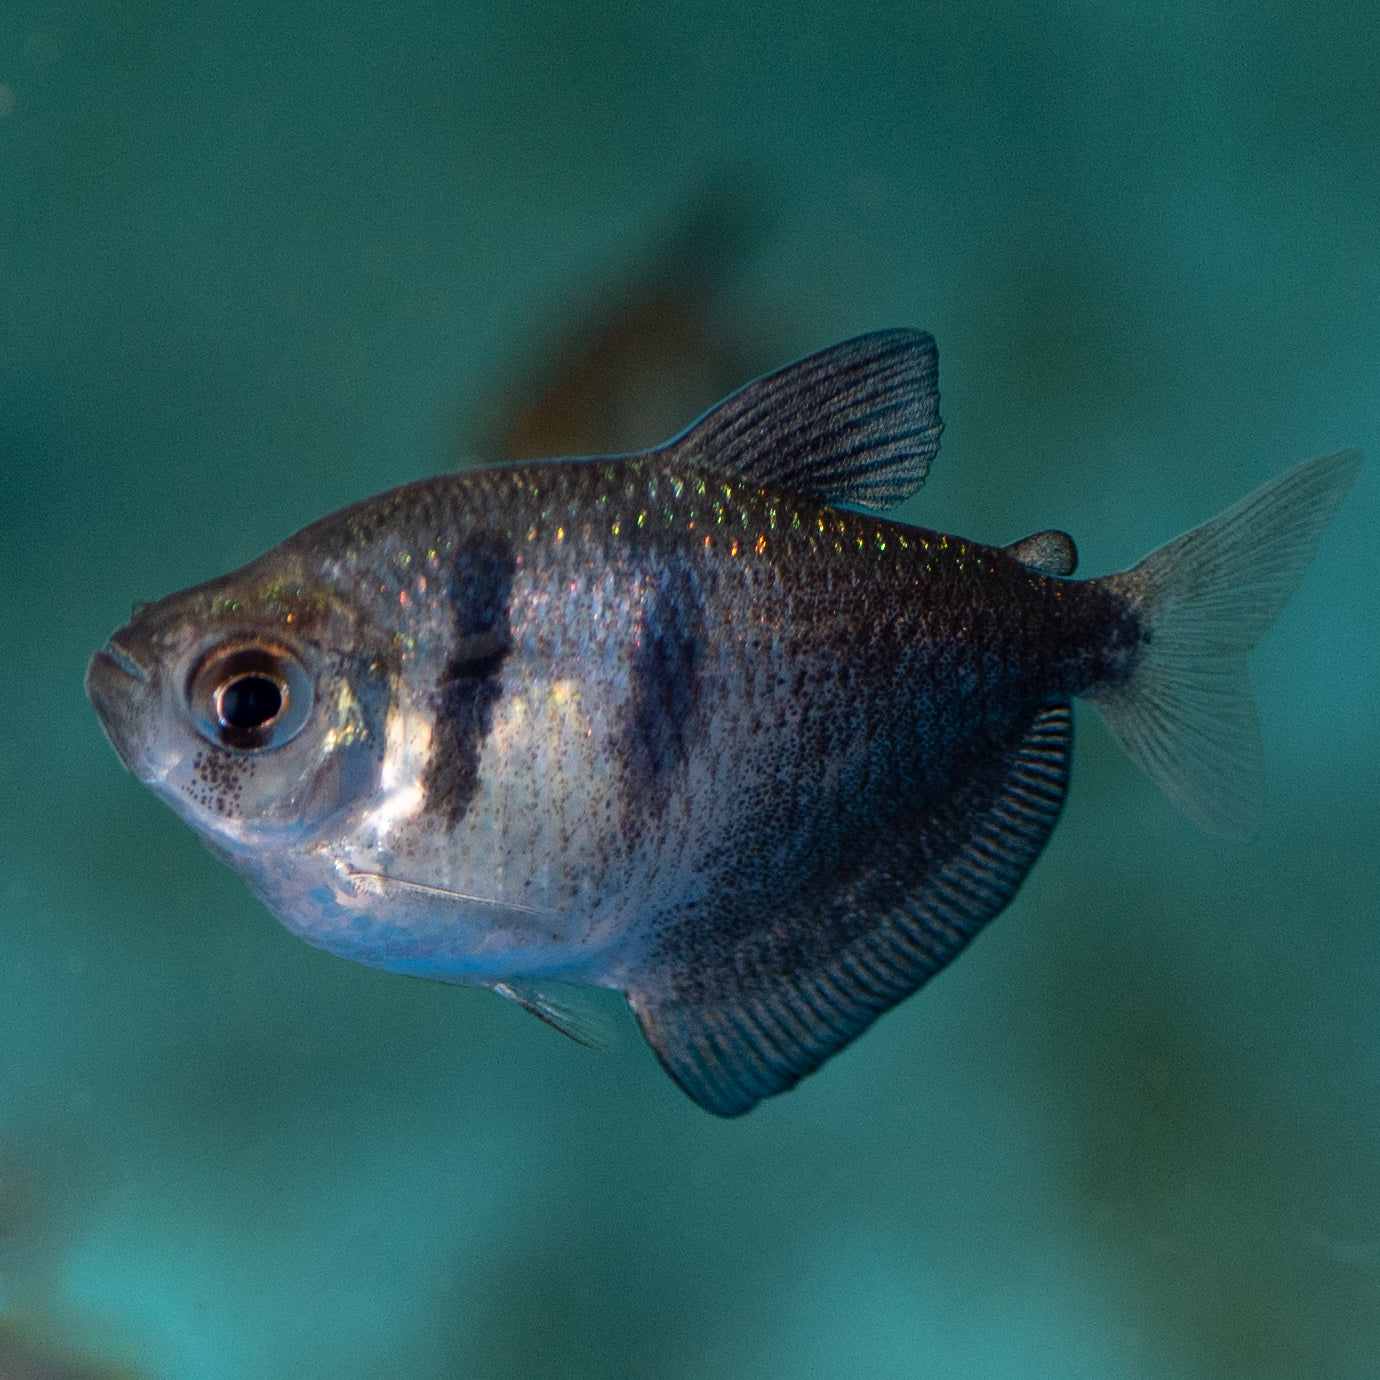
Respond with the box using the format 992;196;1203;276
618;560;704;843
423;536;515;828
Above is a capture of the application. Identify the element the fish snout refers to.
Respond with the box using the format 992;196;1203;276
86;633;160;772
90;634;152;685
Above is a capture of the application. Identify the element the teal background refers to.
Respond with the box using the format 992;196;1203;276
2;1;1378;1375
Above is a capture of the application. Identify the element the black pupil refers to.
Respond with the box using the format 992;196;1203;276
219;675;283;730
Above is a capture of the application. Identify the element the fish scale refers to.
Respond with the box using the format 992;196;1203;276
86;330;1360;1115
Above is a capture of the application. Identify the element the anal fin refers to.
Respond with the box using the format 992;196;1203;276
628;704;1072;1116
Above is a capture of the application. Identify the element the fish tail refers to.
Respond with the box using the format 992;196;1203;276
1091;449;1361;839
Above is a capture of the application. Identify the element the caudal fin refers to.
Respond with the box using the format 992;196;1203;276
1093;450;1362;839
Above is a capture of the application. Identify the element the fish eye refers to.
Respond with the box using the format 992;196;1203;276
187;642;314;751
216;674;282;730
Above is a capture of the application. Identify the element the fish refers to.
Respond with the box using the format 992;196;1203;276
85;330;1361;1116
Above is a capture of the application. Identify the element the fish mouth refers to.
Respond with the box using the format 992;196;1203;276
86;636;157;771
88;638;152;686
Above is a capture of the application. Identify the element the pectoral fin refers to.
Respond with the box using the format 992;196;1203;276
493;978;615;1050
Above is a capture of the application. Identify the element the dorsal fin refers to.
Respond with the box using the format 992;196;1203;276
1005;529;1078;576
626;703;1073;1116
660;329;942;509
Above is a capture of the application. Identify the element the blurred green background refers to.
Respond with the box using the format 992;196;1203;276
2;0;1377;1376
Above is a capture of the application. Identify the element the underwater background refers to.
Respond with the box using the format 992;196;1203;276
2;0;1378;1375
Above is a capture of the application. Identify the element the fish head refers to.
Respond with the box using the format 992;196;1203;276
86;553;392;855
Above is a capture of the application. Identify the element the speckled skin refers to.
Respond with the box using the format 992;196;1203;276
87;452;1140;1004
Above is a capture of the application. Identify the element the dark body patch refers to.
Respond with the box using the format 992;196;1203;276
641;537;1136;991
422;535;516;828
